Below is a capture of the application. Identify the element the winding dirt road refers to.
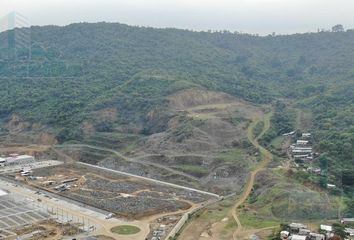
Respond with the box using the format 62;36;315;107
232;111;274;240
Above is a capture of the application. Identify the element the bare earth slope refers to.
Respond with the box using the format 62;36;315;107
55;88;264;196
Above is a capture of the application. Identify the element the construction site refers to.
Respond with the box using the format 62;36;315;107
0;149;218;240
18;163;215;219
0;188;87;240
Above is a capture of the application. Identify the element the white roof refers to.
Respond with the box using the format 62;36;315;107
292;150;312;153
320;225;333;231
343;218;354;222
15;155;34;159
0;189;8;196
291;235;307;240
281;231;290;236
289;223;307;229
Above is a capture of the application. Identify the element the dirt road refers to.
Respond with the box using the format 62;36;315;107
232;111;274;240
176;111;274;240
56;144;200;182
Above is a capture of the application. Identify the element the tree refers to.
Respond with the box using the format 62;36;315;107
332;24;345;32
332;223;349;239
319;154;329;171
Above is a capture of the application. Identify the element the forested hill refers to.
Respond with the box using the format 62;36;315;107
0;23;353;194
0;23;353;126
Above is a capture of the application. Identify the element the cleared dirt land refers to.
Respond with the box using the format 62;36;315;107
55;89;265;196
25;163;215;220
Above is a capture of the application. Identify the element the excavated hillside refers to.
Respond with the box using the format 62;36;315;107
56;89;266;195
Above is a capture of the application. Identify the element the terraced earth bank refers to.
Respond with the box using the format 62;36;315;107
57;89;265;195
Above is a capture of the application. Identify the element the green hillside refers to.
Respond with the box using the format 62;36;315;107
0;23;353;201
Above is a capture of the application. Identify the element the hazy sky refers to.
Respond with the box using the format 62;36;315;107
1;0;354;35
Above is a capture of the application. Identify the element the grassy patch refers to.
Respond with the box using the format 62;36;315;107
111;225;141;235
252;121;265;138
270;136;284;150
219;148;246;165
240;169;344;223
239;212;280;228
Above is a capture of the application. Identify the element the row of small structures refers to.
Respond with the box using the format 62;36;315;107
285;132;339;189
280;222;354;240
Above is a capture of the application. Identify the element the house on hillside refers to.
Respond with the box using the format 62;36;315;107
290;235;307;240
345;228;354;239
342;218;354;224
309;233;325;240
297;140;309;145
283;131;296;136
292;147;313;154
289;223;308;233
302;133;311;138
320;225;333;232
280;231;290;239
307;167;321;175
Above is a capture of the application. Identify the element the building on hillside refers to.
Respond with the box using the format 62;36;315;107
293;147;313;151
292;151;312;156
289;223;308;233
345;228;354;239
307;167;321;175
292;148;313;154
309;233;325;240
290;235;307;240
345;228;354;233
290;133;314;163
280;231;290;239
320;225;333;232
299;229;311;236
294;154;313;162
342;218;354;224
302;133;311;138
283;131;296;136
294;154;309;159
297;140;309;145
